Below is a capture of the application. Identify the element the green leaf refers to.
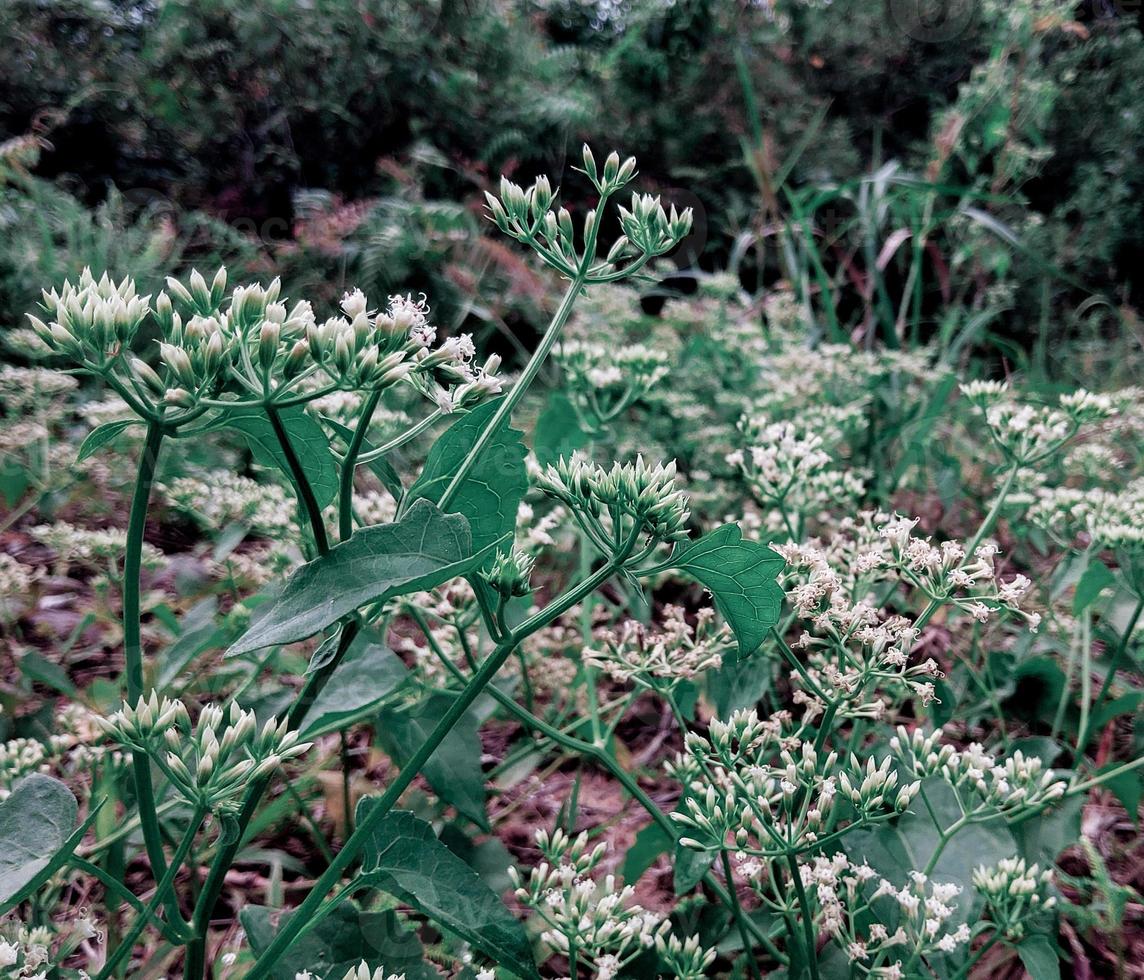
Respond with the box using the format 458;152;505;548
1015;795;1081;868
844;779;1016;928
665;524;785;659
707;654;772;717
357;805;539;980
673;842;716;895
622;821;673;885
533;392;590;466
406;398;528;556
376;694;488;830
300;633;409;739
76;419;139;462
228;500;496;655
1018;934;1062;980
1074;558;1116;614
241;900;438;980
322;415;404;504
227;405;339;508
0;774;80;910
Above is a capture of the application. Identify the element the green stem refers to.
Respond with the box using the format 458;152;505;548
786;850;821;980
722;850;765;980
964;463;1019;558
68;856;188;944
246;554;627;978
122;421;187;931
97;808;205;980
265;404;330;555
437;277;583;512
338;389;381;541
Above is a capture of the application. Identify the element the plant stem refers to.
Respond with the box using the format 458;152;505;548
338;388;381;541
964;463;1019;558
98;808;205;980
246;552;628;978
786;850;821;980
437;276;583;512
722;850;765;980
122;421;188;932
265;404;330;555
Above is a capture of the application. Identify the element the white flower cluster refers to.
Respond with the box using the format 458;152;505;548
972;857;1056;940
890;726;1068;817
583;605;733;690
774;511;1040;716
294;965;411;980
960;380;1116;465
509;826;711;980
161;471;295;538
0;554;38;621
537;455;690;551
99;695;310;812
668;710;919;868
726;421;866;537
1027;479;1144;551
0;704;126;798
0;365;77;416
30;522;165;572
555;339;670;429
809;857;970;976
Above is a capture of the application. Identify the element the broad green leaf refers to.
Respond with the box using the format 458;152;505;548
1018;934;1062;980
376;694;488;829
227;405;339;508
301;634;409;739
707;654;772;717
241;901;438;980
533;392;590;465
1015;795;1082;868
673;842;716;895
1073;558;1116;614
76;419;139;461
322;414;404;504
357;805;539;980
844;779;1016;928
0;774;80;909
622;821;672;885
406;398;528;556
228;500;496;655
666;524;785;659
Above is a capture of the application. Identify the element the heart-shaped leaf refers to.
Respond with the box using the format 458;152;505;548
226;405;339;508
357;805;539;979
228;500;500;656
0;774;82;911
665;523;785;659
407;398;528;557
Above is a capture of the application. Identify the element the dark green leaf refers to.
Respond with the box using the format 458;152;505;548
241;901;438;980
673;842;716;895
666;524;785;659
406;398;528;556
0;774;80;909
376;694;487;829
707;654;772;717
533;392;590;466
301;634;409;739
1018;934;1062;980
228;500;496;655
845;779;1016;927
76;419;139;462
622;821;672;885
357;805;539;980
227;405;339;508
18;650;77;696
1074;558;1116;614
1015;795;1081;868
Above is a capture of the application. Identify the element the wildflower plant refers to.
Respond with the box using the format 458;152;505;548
2;143;1141;980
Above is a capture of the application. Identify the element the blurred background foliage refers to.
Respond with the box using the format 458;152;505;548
1;0;1142;379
